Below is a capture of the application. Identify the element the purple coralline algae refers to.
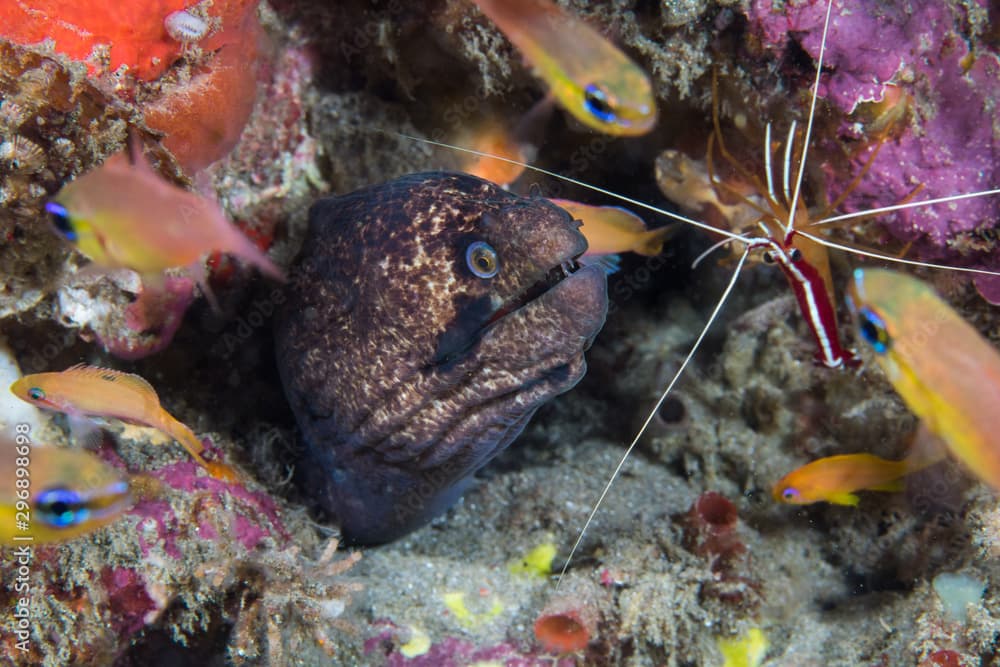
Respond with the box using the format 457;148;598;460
747;0;1000;299
364;627;576;667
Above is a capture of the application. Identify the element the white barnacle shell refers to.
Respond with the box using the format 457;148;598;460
164;9;209;43
0;136;45;174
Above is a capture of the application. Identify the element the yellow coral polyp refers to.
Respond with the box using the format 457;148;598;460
717;627;768;667
508;541;557;578
442;591;503;627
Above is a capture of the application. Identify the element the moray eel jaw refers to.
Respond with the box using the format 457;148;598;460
276;172;608;544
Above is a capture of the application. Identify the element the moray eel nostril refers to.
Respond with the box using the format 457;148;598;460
275;172;608;544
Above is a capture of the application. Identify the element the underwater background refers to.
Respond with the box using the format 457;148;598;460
1;0;999;665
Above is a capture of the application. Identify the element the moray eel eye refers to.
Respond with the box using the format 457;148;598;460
466;241;499;279
28;387;45;401
583;83;616;124
45;202;77;242
35;487;88;528
858;306;892;354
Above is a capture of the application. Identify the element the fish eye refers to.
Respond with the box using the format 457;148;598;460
45;202;77;242
788;247;803;262
858;306;892;354
762;251;775;264
466;241;499;279
782;487;799;500
28;387;45;401
35;487;88;528
583;83;617;124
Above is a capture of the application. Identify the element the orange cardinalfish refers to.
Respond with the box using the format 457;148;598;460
451;112;548;188
0;439;135;545
773;451;938;506
10;365;236;480
470;0;656;136
848;268;1000;492
550;199;676;258
44;140;284;291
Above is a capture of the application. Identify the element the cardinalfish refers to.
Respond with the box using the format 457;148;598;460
0;439;135;544
470;0;656;136
10;365;236;480
452;114;542;188
773;451;939;506
550;199;675;259
44;140;283;292
848;268;1000;492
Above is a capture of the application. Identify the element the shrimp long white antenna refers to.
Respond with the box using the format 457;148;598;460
782;121;797;204
692;235;744;269
388;131;748;242
785;0;835;236
796;230;1000;277
556;247;753;586
809;188;1000;227
764;123;775;200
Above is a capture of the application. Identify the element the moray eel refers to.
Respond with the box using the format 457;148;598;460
275;172;608;543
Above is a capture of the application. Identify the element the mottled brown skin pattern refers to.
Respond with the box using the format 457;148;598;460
276;172;607;544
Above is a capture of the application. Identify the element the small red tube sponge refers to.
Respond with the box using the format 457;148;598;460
0;0;257;81
534;574;600;654
680;491;744;559
677;491;759;606
918;650;974;667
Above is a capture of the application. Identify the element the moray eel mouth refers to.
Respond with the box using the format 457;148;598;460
485;257;583;327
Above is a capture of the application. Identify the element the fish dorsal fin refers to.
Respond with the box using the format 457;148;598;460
65;365;159;401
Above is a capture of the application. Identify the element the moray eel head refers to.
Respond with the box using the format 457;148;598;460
275;172;608;543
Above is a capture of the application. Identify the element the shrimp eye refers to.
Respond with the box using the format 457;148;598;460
27;387;45;401
858;306;892;354
45;202;77;242
762;251;775;264
788;247;803;262
466;241;499;279
583;83;617;124
35;487;88;528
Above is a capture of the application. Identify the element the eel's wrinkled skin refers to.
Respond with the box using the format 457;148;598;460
275;172;608;544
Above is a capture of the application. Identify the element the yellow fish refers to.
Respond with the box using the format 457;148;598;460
550;199;675;257
773;453;921;506
44;141;283;285
471;0;656;136
848;268;1000;491
10;365;235;480
1;438;134;545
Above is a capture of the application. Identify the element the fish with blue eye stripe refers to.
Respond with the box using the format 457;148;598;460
848;268;1000;492
470;0;657;136
1;441;136;545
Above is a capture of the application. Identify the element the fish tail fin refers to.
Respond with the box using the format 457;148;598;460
635;224;678;256
160;414;238;481
225;228;286;282
579;254;621;275
902;424;948;473
159;413;207;461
